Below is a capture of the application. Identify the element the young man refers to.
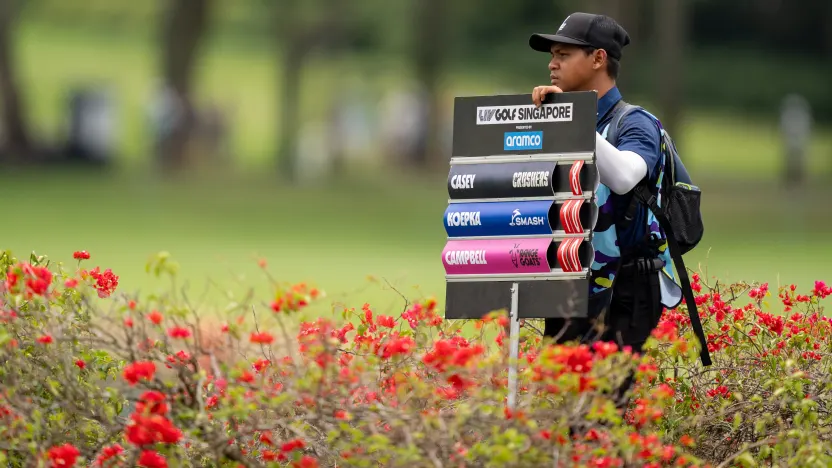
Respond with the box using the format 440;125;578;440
527;12;683;357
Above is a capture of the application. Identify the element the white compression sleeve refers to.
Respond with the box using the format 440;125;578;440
594;132;648;195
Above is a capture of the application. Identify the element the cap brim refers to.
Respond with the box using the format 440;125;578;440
529;33;591;52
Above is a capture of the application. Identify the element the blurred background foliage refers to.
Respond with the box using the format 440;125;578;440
0;0;829;315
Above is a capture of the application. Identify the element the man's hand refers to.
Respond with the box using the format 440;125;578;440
532;85;563;107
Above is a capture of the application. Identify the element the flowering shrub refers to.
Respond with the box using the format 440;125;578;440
0;248;829;467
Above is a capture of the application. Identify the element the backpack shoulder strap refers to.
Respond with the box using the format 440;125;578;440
604;100;642;146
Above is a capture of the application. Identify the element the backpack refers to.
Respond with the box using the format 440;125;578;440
605;100;711;367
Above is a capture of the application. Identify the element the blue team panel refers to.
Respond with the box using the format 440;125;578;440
444;200;554;238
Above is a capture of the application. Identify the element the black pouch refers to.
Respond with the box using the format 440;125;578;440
665;182;704;255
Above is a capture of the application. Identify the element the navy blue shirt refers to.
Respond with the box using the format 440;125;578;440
595;86;662;253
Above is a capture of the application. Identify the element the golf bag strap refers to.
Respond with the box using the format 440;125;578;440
634;185;712;367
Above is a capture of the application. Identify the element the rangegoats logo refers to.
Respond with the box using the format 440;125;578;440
509;242;541;268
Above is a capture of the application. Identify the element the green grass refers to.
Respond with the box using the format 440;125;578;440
1;168;830;320
680;111;832;180
0;168;450;316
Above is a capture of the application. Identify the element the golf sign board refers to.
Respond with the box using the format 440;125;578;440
442;91;599;320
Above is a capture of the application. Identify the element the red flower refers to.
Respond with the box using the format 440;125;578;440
0;310;16;323
377;315;396;328
281;438;306;452
271;299;283;313
591;341;618;358
147;311;163;325
123;361;156;385
331;323;354;343
749;283;769;299
653;383;675;399
137;450;167;468
250;331;274;344
422;338;484;373
381;335;415;359
588;456;621;468
253;358;270;372
37;335;53;344
259;430;275;446
814;281;832;299
27;268;53;296
75;359;86;370
652;320;679;341
136;391;168;416
88;267;119;298
65;278;78;288
205;395;219;409
73;251;90;260
292;456;319;468
706;385;731;399
94;444;124;466
5;263;53;298
125;413;182;446
47;443;80;467
167;326;191;339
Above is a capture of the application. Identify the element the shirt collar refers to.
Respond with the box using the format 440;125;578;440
597;86;622;123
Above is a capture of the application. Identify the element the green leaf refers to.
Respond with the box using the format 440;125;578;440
733;412;743;430
736;452;758;467
754;418;767;435
357;323;368;336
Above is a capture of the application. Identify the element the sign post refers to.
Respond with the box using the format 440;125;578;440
507;281;520;409
442;91;599;409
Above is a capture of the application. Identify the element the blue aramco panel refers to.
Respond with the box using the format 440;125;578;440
444;200;554;238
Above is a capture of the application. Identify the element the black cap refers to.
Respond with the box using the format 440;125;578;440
529;12;631;61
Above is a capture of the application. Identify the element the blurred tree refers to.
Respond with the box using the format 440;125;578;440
0;0;31;162
568;0;642;92
274;0;302;180
410;0;448;172
273;0;346;181
825;2;832;56
157;0;211;171
656;0;685;140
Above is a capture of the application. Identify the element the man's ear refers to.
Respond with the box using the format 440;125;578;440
593;49;607;71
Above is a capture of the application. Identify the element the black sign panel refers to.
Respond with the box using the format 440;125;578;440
444;278;588;319
441;91;598;320
448;161;557;200
451;91;597;157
